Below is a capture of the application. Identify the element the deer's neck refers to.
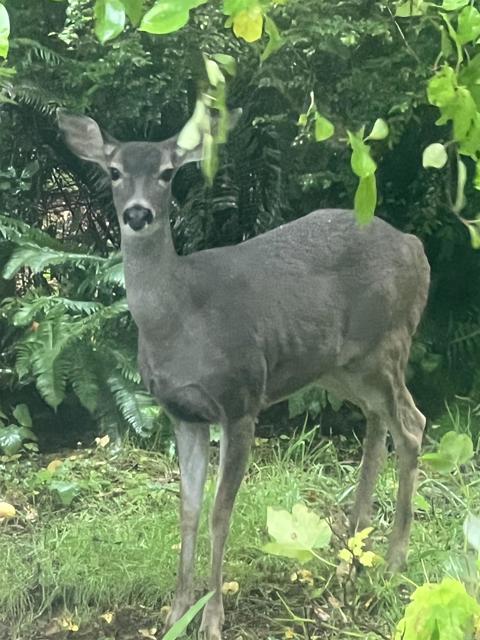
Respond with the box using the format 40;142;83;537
121;225;185;334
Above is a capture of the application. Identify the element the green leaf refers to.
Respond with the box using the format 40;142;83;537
422;143;448;169
0;4;10;58
140;0;206;35
466;220;480;249
177;99;208;151
49;481;81;506
427;66;456;108
232;4;263;42
453;157;467;213
354;174;377;225
347;130;377;178
395;578;480;640
261;15;284;61
314;113;335;142
421;431;474;473
366;118;389;141
0;427;23;456
205;57;225;87
12;404;32;428
94;0;126;43
121;0;144;26
162;592;214;640
395;0;426;17
475;159;480;190
211;53;237;76
263;503;331;564
442;0;468;9
457;5;480;45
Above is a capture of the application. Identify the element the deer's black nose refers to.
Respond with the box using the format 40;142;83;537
123;205;154;231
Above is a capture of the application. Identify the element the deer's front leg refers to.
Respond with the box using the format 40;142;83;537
200;417;255;640
165;421;210;630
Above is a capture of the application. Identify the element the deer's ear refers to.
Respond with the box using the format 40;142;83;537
57;110;117;172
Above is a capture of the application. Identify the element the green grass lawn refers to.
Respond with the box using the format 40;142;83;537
0;427;478;639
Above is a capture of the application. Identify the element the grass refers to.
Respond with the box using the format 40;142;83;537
0;426;479;639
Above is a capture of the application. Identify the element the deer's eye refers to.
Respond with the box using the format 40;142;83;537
159;168;174;183
110;167;122;181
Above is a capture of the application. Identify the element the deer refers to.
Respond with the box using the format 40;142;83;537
58;110;430;640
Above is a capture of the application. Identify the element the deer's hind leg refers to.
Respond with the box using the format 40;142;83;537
323;335;426;569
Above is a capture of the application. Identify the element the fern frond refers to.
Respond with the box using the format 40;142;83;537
3;242;107;279
107;371;156;436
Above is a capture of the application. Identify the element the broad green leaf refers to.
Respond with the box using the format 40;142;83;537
205;57;225;87
262;542;314;563
162;592;214;640
395;0;426;17
440;26;453;59
12;403;32;428
463;513;480;552
457;5;480;45
121;0;144;26
223;0;255;16
94;0;126;43
0;427;23;456
367;118;389;141
466;221;480;249
212;53;237;76
263;503;331;565
177;99;208;151
427;66;456;108
233;5;263;42
395;578;480;640
442;0;468;9
140;1;189;34
347;130;377;178
49;481;81;506
354;174;377;225
414;493;431;513
0;4;10;58
422;143;448;169
422;430;474;472
261;15;284;61
314;113;335;142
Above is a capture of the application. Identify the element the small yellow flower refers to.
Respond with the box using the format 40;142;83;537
338;548;354;564
358;551;378;567
284;628;295;639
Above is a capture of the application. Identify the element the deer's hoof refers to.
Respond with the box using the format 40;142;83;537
199;603;224;640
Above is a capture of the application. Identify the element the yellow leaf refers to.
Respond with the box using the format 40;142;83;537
59;617;79;631
221;580;239;595
95;434;110;448
338;548;353;564
0;502;16;518
358;551;378;567
232;5;263;42
160;606;171;620
290;571;298;582
138;628;157;639
347;526;373;555
47;459;63;473
171;542;181;551
100;612;114;624
297;569;314;586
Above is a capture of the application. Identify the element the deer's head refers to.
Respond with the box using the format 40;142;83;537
58;111;204;236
